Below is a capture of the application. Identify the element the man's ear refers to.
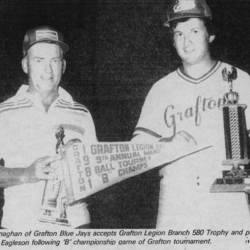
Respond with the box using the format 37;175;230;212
62;59;66;74
209;35;215;43
21;57;28;74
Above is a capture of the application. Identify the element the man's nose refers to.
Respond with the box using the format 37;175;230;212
183;35;191;47
44;62;52;73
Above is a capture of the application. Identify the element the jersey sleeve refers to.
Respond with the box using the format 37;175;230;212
132;80;175;142
83;111;98;143
72;101;98;143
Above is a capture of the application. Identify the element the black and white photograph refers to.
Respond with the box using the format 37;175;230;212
0;0;250;249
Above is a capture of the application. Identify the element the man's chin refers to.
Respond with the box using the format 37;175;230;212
182;57;201;66
37;86;58;93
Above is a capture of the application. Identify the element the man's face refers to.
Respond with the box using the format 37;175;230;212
173;18;214;66
22;43;66;94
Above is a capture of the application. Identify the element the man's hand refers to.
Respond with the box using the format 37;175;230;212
23;155;61;183
63;138;82;151
159;130;197;145
156;131;198;162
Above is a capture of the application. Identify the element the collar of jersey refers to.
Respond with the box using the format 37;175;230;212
177;61;222;84
14;84;74;106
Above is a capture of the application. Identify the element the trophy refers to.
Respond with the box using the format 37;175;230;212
39;126;71;226
210;67;250;193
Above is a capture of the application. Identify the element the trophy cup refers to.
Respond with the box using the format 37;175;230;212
210;67;250;193
39;126;71;226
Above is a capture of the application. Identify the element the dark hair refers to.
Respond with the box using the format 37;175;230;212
168;17;216;38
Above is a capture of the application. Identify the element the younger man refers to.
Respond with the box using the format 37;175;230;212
133;0;250;229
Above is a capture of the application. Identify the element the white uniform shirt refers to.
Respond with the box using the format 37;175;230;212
0;85;97;229
133;62;250;229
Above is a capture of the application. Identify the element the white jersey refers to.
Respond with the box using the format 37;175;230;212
133;61;250;229
0;85;97;229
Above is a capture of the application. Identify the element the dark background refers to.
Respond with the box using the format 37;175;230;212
0;0;250;228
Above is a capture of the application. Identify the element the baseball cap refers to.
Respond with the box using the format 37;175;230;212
22;26;69;56
164;0;212;27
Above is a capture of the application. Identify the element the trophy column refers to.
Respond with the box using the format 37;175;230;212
38;126;70;226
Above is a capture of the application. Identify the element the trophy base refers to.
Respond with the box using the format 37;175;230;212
210;169;250;193
210;180;250;192
39;213;71;227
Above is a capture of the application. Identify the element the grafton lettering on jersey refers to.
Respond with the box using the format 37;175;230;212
164;95;225;134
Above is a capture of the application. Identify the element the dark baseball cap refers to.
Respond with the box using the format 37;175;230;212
164;0;212;27
22;26;69;56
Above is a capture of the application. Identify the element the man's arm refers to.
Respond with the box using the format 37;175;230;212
0;155;61;188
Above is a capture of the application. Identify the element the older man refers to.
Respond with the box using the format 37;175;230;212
0;26;97;229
